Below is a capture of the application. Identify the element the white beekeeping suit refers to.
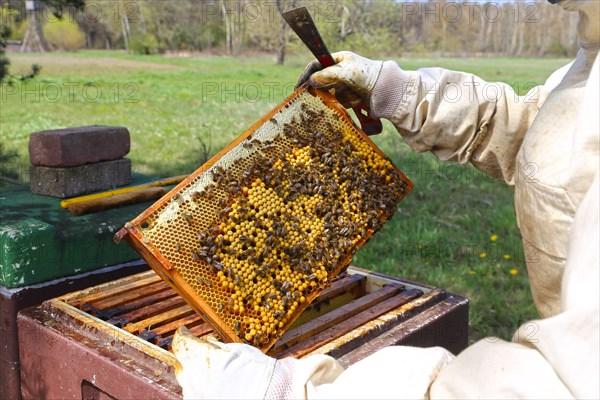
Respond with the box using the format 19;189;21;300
173;1;599;398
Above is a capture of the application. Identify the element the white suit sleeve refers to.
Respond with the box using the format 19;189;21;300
369;61;571;185
265;346;454;400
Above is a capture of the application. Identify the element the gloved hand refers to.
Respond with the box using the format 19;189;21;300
296;51;384;109
172;327;276;399
172;327;346;399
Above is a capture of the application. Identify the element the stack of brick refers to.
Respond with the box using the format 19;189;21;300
29;125;132;198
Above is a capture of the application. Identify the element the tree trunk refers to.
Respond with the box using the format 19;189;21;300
275;0;287;65
121;14;130;51
340;6;350;40
21;11;51;52
221;0;232;55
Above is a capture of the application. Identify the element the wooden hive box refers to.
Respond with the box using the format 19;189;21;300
18;266;468;399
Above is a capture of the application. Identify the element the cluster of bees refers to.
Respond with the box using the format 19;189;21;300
185;105;409;347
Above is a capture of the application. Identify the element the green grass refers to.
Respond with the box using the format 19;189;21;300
1;51;571;343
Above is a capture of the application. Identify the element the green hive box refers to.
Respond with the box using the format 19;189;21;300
0;175;162;288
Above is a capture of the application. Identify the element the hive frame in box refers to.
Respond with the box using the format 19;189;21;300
115;86;413;352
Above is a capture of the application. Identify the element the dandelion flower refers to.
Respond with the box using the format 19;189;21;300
503;254;511;260
509;268;519;275
490;234;498;241
480;252;487;258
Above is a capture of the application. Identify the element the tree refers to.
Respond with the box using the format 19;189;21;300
44;17;85;50
274;0;298;65
0;23;10;81
0;2;40;82
20;0;84;52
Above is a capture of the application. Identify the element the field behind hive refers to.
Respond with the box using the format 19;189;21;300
1;51;571;343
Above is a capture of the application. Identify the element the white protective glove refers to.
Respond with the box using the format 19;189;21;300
172;327;275;399
296;51;384;109
172;327;345;400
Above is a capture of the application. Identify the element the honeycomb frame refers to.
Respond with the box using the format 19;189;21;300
116;86;413;352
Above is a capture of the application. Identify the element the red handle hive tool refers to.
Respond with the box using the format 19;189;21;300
282;7;383;135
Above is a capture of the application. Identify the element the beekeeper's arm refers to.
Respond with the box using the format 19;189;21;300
297;52;570;184
173;328;454;399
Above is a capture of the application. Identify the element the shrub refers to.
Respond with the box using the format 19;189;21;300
548;42;568;57
130;33;159;55
43;18;85;51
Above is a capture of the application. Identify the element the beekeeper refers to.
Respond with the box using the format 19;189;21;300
172;0;599;398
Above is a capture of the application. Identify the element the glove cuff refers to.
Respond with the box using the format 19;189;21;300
264;358;297;400
370;60;414;120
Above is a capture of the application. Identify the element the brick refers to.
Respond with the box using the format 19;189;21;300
29;158;131;198
29;125;130;167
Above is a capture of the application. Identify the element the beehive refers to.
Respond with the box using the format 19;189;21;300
116;87;413;352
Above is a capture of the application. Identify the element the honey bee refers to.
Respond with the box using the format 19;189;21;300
255;267;267;278
290;222;302;233
211;170;225;183
261;246;270;258
265;235;277;247
265;260;277;270
183;213;194;225
263;143;277;151
218;207;233;219
276;226;286;238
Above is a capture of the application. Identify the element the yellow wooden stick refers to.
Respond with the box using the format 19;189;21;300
60;175;187;208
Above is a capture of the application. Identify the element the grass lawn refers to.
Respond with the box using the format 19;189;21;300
1;51;571;343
